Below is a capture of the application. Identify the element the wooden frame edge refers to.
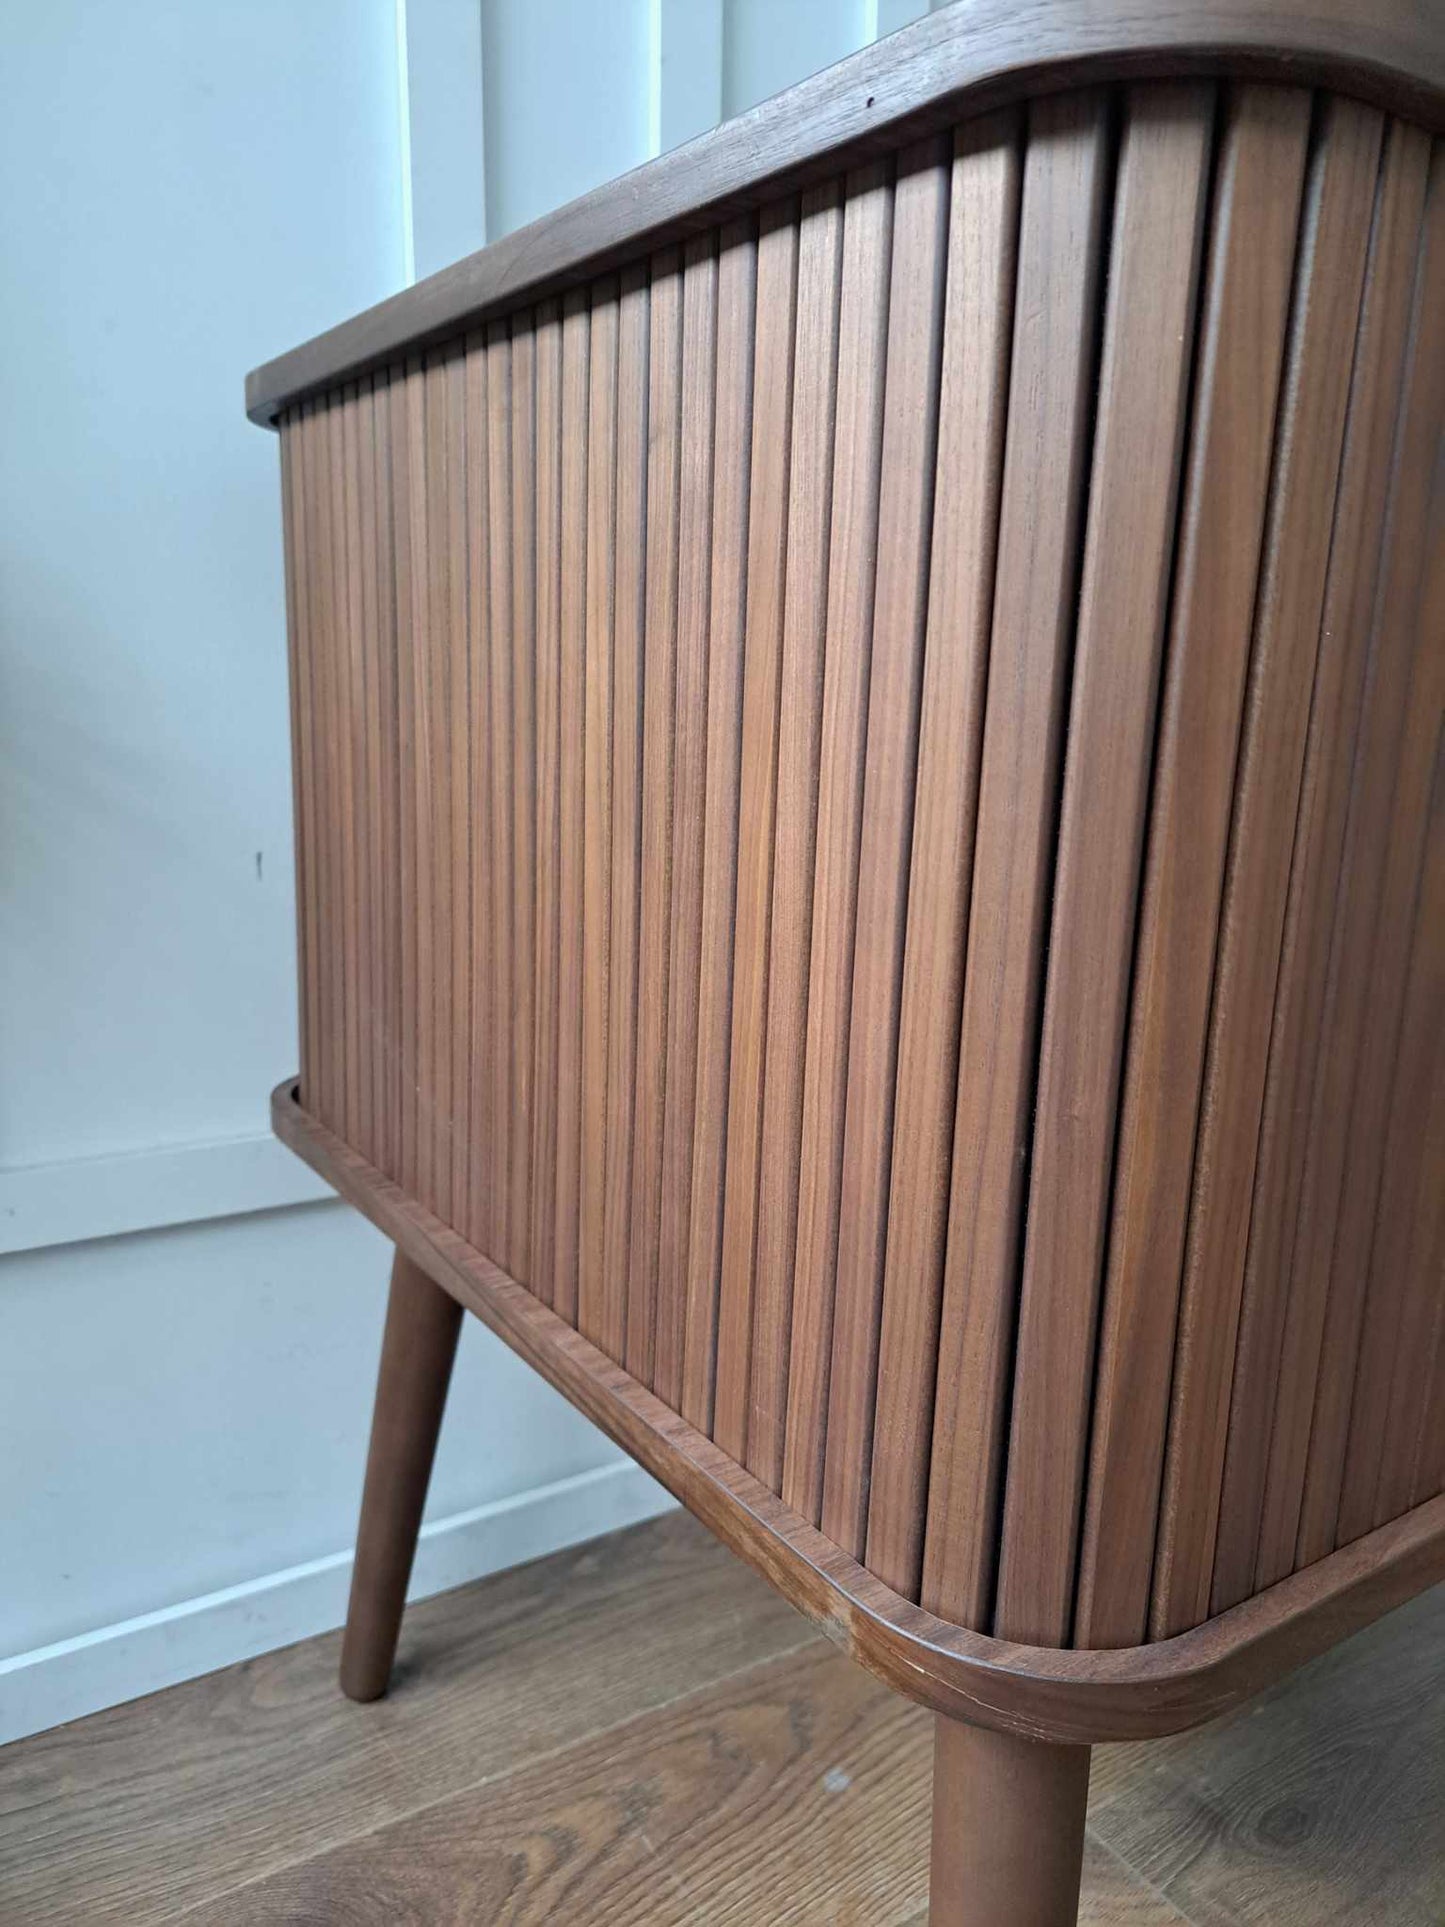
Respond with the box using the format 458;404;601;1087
245;0;1445;427
273;1079;1445;1744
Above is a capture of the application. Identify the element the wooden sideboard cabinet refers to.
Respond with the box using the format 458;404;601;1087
248;2;1445;1918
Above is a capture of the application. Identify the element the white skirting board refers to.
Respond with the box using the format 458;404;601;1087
0;1460;675;1747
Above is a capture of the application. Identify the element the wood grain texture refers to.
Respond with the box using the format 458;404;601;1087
1209;115;1432;1609
1151;95;1385;1639
7;1511;1441;1926
865;111;1019;1598
710;200;799;1454
781;159;893;1528
820;137;950;1559
994;81;1214;1648
272;69;1443;1681
1076;83;1310;1649
920;91;1110;1629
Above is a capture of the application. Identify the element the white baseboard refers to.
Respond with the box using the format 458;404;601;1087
0;1460;675;1746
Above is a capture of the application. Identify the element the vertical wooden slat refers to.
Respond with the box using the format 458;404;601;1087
463;337;494;1256
746;180;846;1491
679;222;757;1415
919;96;1110;1626
1207;115;1430;1613
407;361;438;1214
994;83;1213;1647
1152;96;1384;1640
627;249;684;1389
307;397;339;1142
864;114;1020;1592
372;374;402;1184
579;280;620;1353
601;269;650;1365
658;235;721;1406
484;320;515;1267
781;162;893;1526
709;200;801;1452
1343;751;1445;1530
445;353;471;1229
509;317;537;1266
423;358;454;1223
355;382;382;1179
819;137;951;1558
552;290;591;1326
391;374;420;1197
335;390;365;1161
1291;144;1445;1566
1073;85;1311;1649
528;303;563;1300
346;385;376;1171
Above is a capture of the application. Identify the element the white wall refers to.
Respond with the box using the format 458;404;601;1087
0;0;936;1745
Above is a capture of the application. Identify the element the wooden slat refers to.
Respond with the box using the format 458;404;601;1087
462;336;495;1259
679;223;757;1415
708;200;800;1451
552;291;590;1325
919;94;1110;1628
1073;84;1312;1649
994;82;1213;1648
372;374;402;1184
781;160;893;1527
1290;143;1445;1566
820;137;951;1559
346;384;376;1171
527;302;563;1297
746;179;846;1492
659;235;722;1412
1151;95;1385;1640
422;363;452;1220
626;249;684;1389
1207;114;1431;1612
403;364;433;1202
1343;751;1445;1530
444;354;471;1228
508;318;537;1266
391;374;420;1197
579;282;619;1352
864;113;1020;1596
600;269;650;1368
484;321;515;1269
355;381;382;1178
337;389;366;1162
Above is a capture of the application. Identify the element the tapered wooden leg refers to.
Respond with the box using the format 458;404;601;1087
340;1249;464;1703
930;1715;1090;1926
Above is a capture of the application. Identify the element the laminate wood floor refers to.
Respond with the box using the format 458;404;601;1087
1;1512;1440;1924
